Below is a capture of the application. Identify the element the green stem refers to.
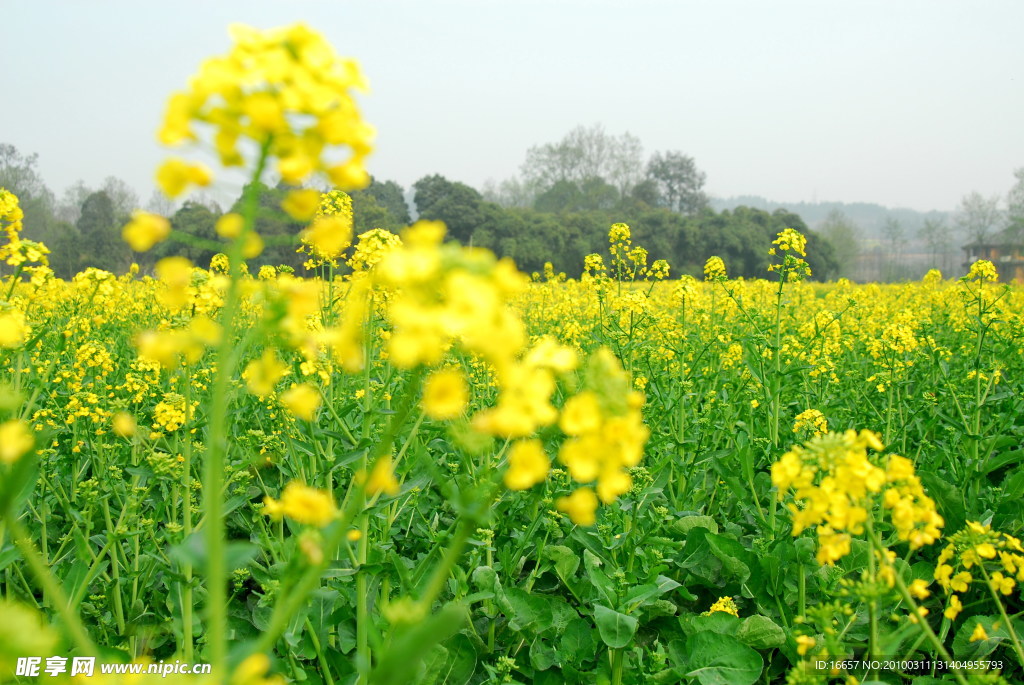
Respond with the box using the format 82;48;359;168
203;141;271;670
610;647;624;685
868;528;968;685
6;514;98;655
978;565;1024;666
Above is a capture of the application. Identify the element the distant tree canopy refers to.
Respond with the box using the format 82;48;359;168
411;170;838;279
2;139;851;282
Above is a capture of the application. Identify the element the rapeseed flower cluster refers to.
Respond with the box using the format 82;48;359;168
703;256;727;281
554;348;649;523
263;481;337;527
299;190;354;268
309;220;649;521
772;430;942;564
767;227;811;281
158;23;373;194
122;211;171;252
0;188;23;243
934;521;1024;620
703;596;740;617
0;304;29;349
0;189;49;269
792;409;828;436
964;259;999;283
347;228;403;273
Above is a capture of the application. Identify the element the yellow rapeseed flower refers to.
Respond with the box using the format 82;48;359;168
122;211;171;252
263;481;337;527
216;213;244;239
301;216;352;262
944;594;962;620
155;158;212;198
281;189;322;221
421;367;468;420
965;259;998;282
704;256;727;281
909;578;931;599
280;383;322;421
0;419;34;464
0;308;29;348
365;455;400;496
503;439;550;491
112;412;137;438
705;596;739;617
244;350;288;398
969;622;989;643
556;487;598;526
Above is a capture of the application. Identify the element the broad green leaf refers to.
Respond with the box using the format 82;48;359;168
560;618;596;664
671;515;719;536
623;575;682;610
544;545;580;581
529;637;559;671
678;632;762;685
735;615;785;649
504;587;553;632
583;549;617;606
415;633;476;685
593;604;638;649
951;615;1009;659
369;603;467;685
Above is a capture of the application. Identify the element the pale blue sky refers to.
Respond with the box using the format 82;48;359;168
2;0;1021;211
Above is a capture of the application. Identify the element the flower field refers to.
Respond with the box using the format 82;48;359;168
2;23;1024;685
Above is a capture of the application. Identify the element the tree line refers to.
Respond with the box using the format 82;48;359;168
1;135;844;281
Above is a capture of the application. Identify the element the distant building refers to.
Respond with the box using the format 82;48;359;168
963;231;1024;283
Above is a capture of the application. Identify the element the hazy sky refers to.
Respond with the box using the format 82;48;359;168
2;0;1022;212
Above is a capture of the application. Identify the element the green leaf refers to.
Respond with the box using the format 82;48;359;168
415;633;476;685
919;471;965;533
677;632;762;685
544;545;580;581
671;515;719;536
504;587;553;632
679;612;740;637
951;614;1009;659
529;637;559;671
983;447;1024;475
677;527;753;589
735;615;785;649
583;549;617;606
560;618;596;664
1002;469;1024;499
369;603;468;685
0;450;40;516
622;575;681;610
593;604;638;649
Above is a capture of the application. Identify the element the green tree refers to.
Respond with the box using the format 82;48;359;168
645;151;708;215
77;191;128;272
229;182;306;271
0;143;66;255
520;124;643;200
359;177;410;225
412;175;485;244
152;201;222;267
352;192;403;234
